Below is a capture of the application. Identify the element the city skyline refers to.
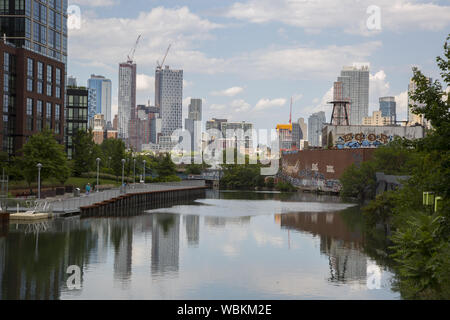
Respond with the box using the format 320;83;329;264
67;0;450;131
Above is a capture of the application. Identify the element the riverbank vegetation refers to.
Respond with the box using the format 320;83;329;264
219;150;295;192
339;35;450;299
0;129;180;195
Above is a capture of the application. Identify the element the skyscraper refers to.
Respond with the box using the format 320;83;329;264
185;98;202;153
0;0;68;65
337;65;369;125
88;75;112;123
308;111;326;147
155;65;183;137
379;96;396;124
118;62;136;140
408;78;431;128
292;117;307;148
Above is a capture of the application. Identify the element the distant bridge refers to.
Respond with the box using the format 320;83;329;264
187;169;223;189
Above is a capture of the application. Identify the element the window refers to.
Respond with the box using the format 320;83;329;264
37;81;43;94
37;100;43;117
26;98;33;115
47;84;52;96
33;1;39;20
46;102;52;129
40;4;46;24
47;65;52;82
27;78;33;92
3;53;9;72
27;58;33;77
26;98;33;131
56;68;61;85
3;95;8;113
37;62;43;80
46;103;52;119
55;104;60;120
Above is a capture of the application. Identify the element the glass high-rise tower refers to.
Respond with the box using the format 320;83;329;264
118;61;136;140
88;74;112;123
337;65;369;125
155;65;183;137
0;0;68;65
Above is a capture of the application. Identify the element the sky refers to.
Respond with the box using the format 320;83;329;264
67;0;450;130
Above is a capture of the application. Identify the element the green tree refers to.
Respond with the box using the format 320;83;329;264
16;129;70;192
156;154;177;178
72;128;98;177
100;138;126;179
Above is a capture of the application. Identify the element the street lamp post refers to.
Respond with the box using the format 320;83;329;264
143;160;146;184
96;158;101;192
133;158;136;185
37;163;42;199
121;159;126;186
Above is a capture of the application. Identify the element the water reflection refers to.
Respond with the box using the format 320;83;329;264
278;211;366;284
0;192;398;300
152;214;180;275
183;215;199;247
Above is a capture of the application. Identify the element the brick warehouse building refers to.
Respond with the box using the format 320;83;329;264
0;41;65;157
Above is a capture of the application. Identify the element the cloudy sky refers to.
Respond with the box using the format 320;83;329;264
67;0;450;130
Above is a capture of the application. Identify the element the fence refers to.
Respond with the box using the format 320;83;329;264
51;180;206;213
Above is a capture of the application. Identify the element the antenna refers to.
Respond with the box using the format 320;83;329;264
289;97;293;125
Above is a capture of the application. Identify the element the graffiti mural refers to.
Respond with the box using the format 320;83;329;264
336;133;394;149
281;160;342;193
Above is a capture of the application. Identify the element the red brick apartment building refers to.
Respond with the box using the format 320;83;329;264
0;41;65;157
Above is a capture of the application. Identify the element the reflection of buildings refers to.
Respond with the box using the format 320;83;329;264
280;211;367;283
151;214;180;274
112;222;133;282
183;215;200;247
204;216;251;228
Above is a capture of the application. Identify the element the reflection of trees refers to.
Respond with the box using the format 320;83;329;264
0;221;96;300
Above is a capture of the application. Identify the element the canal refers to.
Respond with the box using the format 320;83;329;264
0;191;400;300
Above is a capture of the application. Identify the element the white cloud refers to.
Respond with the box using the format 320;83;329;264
210;104;227;111
369;70;390;113
254;98;287;111
211;86;244;97
225;0;450;35
69;7;223;74
136;74;154;92
231;41;382;80
231;99;251;113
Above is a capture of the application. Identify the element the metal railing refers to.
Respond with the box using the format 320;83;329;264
49;180;206;213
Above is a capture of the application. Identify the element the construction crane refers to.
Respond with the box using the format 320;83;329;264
157;44;172;69
127;35;141;64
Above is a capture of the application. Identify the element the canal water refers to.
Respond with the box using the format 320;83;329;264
0;191;400;300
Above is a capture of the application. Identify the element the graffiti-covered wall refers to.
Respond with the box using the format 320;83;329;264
280;149;375;192
322;125;425;149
